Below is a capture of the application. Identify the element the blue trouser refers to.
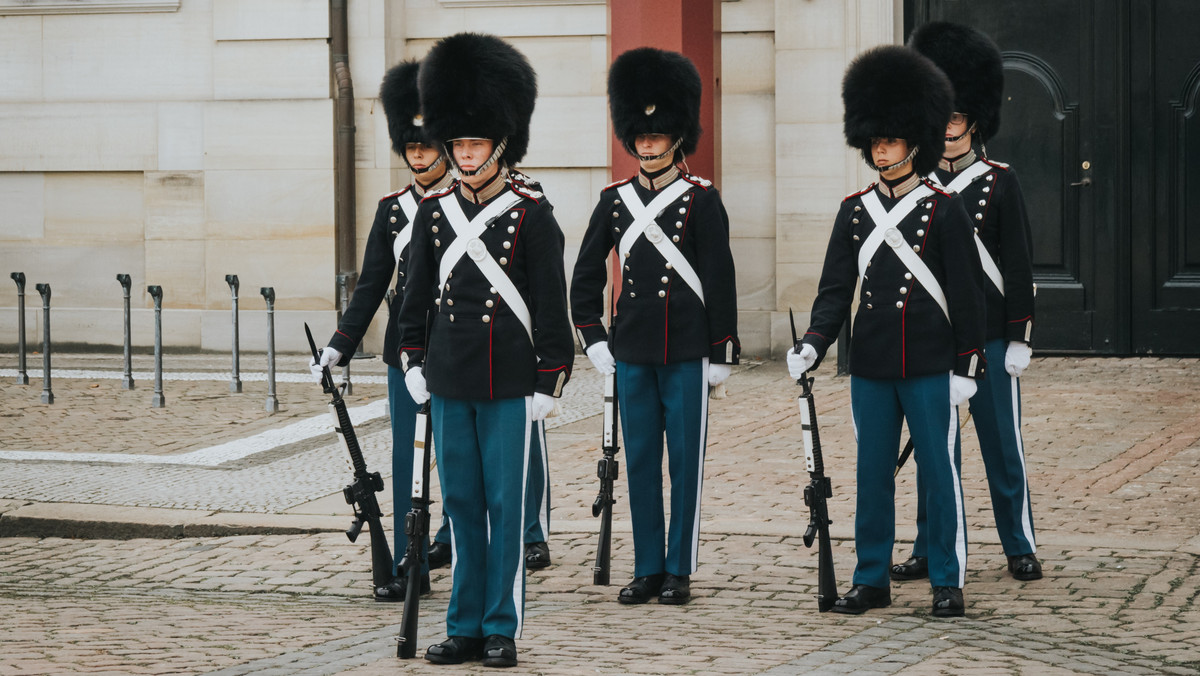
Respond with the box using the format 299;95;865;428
616;358;708;577
912;339;1036;559
431;420;548;547
432;395;530;639
851;373;967;589
388;366;432;577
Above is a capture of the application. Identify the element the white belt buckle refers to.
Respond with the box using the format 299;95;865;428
467;238;487;261
884;227;905;248
645;224;664;244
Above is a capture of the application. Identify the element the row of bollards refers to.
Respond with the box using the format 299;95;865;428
9;272;293;413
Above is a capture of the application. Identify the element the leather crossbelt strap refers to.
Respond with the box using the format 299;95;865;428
859;186;950;322
392;190;420;263
437;191;532;343
929;165;1006;296
616;181;705;305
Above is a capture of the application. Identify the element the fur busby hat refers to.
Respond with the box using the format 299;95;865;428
379;60;433;157
842;45;953;177
608;47;702;162
418;32;537;167
909;21;1004;142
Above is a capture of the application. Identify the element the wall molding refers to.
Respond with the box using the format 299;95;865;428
0;0;180;15
438;0;600;7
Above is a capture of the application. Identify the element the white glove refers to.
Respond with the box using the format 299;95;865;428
949;374;977;406
531;392;555;421
1005;341;1032;377
786;344;817;380
586;342;616;375
708;364;731;387
404;366;430;405
309;346;342;382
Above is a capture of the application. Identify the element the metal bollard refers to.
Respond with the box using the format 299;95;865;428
225;274;242;393
11;272;28;385
116;274;135;390
148;286;165;408
335;273;353;395
260;286;279;414
35;283;53;404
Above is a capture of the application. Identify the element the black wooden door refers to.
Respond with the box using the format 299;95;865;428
907;0;1124;353
1129;0;1200;353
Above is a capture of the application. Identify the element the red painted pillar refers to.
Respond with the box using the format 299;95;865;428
607;0;721;186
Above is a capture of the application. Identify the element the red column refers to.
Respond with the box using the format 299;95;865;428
607;0;721;185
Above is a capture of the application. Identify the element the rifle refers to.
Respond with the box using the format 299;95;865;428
397;397;433;658
591;362;620;586
790;309;839;612
894;409;972;476
304;323;393;594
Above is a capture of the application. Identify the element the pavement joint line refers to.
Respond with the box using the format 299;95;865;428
0;368;388;384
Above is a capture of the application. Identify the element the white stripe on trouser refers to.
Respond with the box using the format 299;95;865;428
945;396;967;588
688;358;710;572
1010;373;1036;552
534;420;550;538
513;398;533;638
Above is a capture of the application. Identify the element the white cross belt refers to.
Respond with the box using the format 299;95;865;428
859;186;950;322
616;181;705;305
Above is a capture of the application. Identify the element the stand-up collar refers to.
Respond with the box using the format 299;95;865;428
938;148;978;174
413;169;454;197
637;164;681;191
459;166;508;204
876;170;921;199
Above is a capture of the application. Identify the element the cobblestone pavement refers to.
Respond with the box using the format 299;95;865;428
1;351;1198;674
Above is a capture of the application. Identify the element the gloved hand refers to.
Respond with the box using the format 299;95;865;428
309;346;342;382
531;392;555;421
708;364;731;387
1005;341;1032;377
949;374;977;406
786;344;817;380
405;366;430;405
586;342;616;375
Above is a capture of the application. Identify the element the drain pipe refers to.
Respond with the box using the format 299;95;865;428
330;0;358;304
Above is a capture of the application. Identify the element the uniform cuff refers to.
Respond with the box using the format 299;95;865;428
955;349;986;379
709;336;740;365
1005;317;1033;344
575;324;608;350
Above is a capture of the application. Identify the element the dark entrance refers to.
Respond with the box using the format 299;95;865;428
907;0;1200;355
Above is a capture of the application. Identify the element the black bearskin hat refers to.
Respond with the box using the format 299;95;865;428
379;59;433;157
418;33;537;166
909;21;1004;142
842;45;953;177
607;47;702;161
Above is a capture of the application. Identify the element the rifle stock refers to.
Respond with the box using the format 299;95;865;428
397;401;433;659
592;371;619;585
305;324;393;593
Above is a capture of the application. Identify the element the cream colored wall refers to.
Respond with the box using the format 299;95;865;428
0;0;903;361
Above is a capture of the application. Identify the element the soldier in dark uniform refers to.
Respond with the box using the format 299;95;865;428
309;59;453;601
787;45;986;617
571;47;739;607
890;21;1041;584
396;32;573;668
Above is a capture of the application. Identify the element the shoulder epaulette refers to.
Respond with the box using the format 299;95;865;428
603;177;633;192
923;178;953;198
509;170;543;189
379;185;411;202
511;182;544;202
683;173;713;189
843;184;874;202
421;183;456;203
983;158;1011;171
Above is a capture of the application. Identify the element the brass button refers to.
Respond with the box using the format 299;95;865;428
895;301;904;308
449;314;455;321
912;245;921;252
917;229;925;237
627;279;633;285
683;195;691;202
433;212;441;219
979;199;987;206
486;300;494;308
865;291;872;298
658;290;666;297
434;239;441;247
389;216;397;223
503;241;511;249
613;212;620;218
900;287;908;294
975;213;983;220
482;315;490;323
489;287;497;294
678;207;686;214
905;273;913;280
629;292;636;298
614;199;622;205
921;215;929;222
676;221;683;229
447;299;454;306
510;212;519;219
672;235;680;243
661;276;669;284
866;303;873;309
854;206;862;212
391;204;399;211
852;218;859;224
499;257;508;265
983;187;991;193
665;263;673;270
853;235;860;241
432;226;439;233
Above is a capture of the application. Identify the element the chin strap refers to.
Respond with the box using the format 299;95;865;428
448;138;508;177
406;154;444;176
945;121;978;145
630;136;683;163
879;145;920;173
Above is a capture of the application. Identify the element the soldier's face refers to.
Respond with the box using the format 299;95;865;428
944;112;972;157
452;138;494;172
635;133;674;171
871;137;910;170
404;143;440;170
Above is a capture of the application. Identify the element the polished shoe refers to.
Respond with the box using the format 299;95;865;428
831;584;891;615
931;586;964;617
373;573;430;602
658;573;691;605
524;541;551;570
617;573;665;605
481;634;518;668
424;636;484;664
1008;553;1043;581
890;556;929;581
427;541;452;570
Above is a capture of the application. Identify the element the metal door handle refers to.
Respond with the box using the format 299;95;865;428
1070;177;1092;187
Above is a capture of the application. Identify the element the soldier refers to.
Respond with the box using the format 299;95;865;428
787;45;986;617
396;33;573;667
571;47;739;606
891;21;1041;583
309;59;453;601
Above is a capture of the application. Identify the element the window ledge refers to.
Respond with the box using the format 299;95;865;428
0;0;180;15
